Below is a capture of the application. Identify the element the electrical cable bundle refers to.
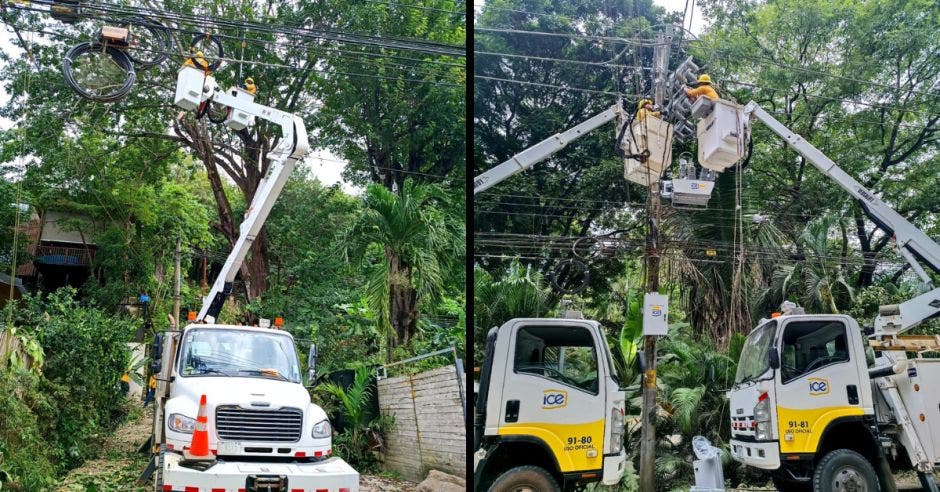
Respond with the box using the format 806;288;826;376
62;40;137;102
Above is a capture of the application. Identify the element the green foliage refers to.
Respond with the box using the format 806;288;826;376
0;288;135;489
316;366;392;472
473;260;555;365
345;182;464;359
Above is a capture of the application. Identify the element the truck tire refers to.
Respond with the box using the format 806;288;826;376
812;449;879;492
153;444;166;492
488;465;560;492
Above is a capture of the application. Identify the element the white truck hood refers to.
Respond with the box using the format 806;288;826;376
173;376;313;411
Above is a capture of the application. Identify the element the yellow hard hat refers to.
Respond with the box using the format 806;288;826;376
244;77;254;85
697;74;712;84
638;99;653;107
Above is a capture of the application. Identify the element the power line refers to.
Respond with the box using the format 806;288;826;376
475;75;637;96
474;50;652;71
475;27;653;45
704;48;940;101
7;0;465;57
3;25;463;89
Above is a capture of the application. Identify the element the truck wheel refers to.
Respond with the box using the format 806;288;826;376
488;465;560;492
812;449;879;492
153;444;166;492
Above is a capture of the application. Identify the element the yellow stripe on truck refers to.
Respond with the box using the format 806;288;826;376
497;419;605;472
776;406;864;454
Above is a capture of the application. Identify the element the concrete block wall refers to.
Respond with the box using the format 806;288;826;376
377;364;466;481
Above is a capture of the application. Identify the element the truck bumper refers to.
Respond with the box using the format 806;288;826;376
162;453;359;492
601;451;627;485
729;439;780;470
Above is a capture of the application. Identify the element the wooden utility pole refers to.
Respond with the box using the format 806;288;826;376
173;236;181;329
639;30;671;492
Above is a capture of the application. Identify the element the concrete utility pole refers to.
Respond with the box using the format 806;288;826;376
639;30;670;492
173;236;181;329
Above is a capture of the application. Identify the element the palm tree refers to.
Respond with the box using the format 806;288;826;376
345;182;463;362
756;215;855;314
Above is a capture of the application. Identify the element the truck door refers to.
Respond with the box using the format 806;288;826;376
774;317;866;455
497;321;607;473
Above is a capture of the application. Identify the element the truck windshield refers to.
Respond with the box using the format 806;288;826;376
179;328;301;383
734;321;776;384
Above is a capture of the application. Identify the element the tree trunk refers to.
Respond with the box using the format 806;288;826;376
386;247;418;348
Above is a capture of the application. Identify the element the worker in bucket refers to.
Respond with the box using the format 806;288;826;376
685;74;720;101
635;99;661;122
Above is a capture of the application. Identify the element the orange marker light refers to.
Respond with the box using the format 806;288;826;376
274;317;284;327
771;312;781;318
187;311;197;321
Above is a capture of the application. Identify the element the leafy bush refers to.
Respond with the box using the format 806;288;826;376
0;287;136;488
316;366;393;472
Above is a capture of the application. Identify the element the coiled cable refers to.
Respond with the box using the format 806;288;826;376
62;41;136;102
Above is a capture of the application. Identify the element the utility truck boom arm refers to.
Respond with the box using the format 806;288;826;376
196;90;310;322
473;103;624;194
744;101;940;335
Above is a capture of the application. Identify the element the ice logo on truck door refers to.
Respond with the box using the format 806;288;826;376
543;389;568;409
808;377;830;396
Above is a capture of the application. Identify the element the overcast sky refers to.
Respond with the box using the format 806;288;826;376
0;26;355;192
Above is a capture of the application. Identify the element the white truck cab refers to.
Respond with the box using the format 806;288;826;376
162;324;332;459
474;318;627;491
725;100;940;492
151;324;359;492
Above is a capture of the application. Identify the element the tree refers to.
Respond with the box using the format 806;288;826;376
0;0;465;304
345;182;463;362
473;260;555;365
308;0;466;192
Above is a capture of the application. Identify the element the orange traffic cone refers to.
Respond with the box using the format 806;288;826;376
183;394;213;461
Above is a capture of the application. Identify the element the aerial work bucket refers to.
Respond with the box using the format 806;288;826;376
174;65;205;111
624;114;674;176
696;99;747;172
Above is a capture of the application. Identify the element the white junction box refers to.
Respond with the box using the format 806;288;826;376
624;115;674;178
671;178;715;207
174;65;206;111
224;86;256;131
697;99;746;172
642;292;668;336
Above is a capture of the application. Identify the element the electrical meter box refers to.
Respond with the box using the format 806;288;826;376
624;115;674;177
224;86;256;131
642;293;668;336
697;99;747;171
174;65;205;111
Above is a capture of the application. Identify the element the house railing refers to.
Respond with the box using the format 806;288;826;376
33;244;95;267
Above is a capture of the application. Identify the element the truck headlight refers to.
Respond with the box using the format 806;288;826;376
756;421;771;441
312;419;331;439
169;413;195;434
753;392;771;440
610;407;625;453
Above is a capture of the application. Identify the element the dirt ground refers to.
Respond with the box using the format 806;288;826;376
55;400;418;491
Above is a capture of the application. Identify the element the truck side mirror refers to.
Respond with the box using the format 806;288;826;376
151;332;164;374
307;344;318;385
768;348;780;370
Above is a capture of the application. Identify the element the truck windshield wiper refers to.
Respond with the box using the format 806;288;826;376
238;369;290;381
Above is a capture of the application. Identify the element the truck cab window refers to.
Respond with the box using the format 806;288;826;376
781;320;849;383
513;326;599;394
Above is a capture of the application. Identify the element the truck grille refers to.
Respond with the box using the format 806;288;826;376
215;405;303;442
